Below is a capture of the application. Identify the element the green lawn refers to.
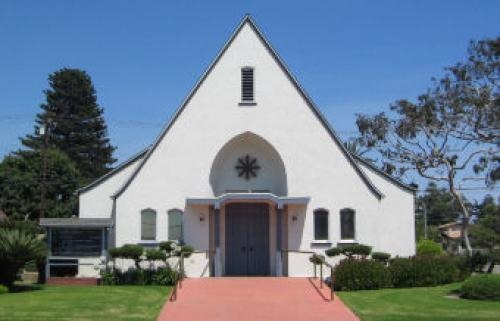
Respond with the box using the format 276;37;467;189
338;283;500;321
0;284;171;321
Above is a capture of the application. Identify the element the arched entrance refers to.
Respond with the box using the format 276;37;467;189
209;132;287;197
210;132;287;276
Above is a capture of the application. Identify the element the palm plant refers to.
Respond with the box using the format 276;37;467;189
0;229;46;287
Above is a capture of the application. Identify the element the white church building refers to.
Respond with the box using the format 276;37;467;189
41;16;415;278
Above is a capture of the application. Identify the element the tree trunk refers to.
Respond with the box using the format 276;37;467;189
450;186;473;255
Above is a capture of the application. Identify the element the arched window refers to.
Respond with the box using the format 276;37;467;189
168;209;183;241
340;208;355;240
313;209;329;240
141;209;156;241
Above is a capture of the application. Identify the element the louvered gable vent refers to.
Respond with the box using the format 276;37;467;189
241;67;254;101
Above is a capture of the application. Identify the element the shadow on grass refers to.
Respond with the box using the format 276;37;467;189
9;283;44;293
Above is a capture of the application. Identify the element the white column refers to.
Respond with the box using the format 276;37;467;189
276;207;283;276
214;207;222;276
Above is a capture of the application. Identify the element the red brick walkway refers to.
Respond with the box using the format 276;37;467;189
157;277;359;321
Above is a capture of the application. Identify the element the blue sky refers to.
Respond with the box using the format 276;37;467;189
0;1;498;200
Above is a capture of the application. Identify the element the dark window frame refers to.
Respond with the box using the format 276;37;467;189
340;208;356;240
51;228;102;257
313;209;329;240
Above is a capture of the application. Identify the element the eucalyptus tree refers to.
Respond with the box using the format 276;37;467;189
355;38;499;254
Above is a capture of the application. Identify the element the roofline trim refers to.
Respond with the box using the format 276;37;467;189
352;154;417;193
76;146;150;195
112;14;383;200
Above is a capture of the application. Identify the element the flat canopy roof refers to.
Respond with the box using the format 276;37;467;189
39;218;113;228
186;193;310;209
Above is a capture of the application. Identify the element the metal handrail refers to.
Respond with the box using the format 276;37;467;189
170;252;184;301
283;250;335;301
170;249;216;302
311;254;335;301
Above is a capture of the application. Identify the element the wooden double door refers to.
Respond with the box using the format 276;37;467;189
225;203;270;276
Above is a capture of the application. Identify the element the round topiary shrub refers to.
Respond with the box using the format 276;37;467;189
416;239;443;256
108;247;123;259
326;244;372;258
145;249;167;262
159;241;176;253
333;258;391;291
177;245;194;258
309;254;325;265
461;275;500;300
325;247;343;257
0;285;8;295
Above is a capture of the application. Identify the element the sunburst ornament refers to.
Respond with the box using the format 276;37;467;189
235;155;261;180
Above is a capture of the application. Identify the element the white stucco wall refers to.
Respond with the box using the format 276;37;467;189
79;19;416;277
79;156;143;219
357;163;416;256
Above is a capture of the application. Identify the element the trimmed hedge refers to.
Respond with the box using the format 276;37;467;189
389;256;463;288
145;249;167;261
333;258;391;291
0;285;8;295
461;275;500;300
332;255;468;291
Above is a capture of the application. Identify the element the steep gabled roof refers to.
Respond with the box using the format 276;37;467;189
352;154;417;194
112;15;383;199
76;146;150;195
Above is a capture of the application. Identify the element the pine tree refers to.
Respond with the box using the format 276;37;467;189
0;149;81;219
22;68;116;182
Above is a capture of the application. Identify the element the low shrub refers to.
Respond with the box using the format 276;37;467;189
465;251;489;272
100;267;178;286
152;268;178;286
371;252;391;264
416;239;443;256
0;285;8;295
461;275;500;300
454;255;473;280
333;258;391;291
389;256;462;288
100;270;119;285
326;244;372;258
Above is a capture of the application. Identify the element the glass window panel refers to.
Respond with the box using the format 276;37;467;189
340;209;355;240
168;209;183;241
141;209;156;240
51;229;102;257
314;209;329;240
